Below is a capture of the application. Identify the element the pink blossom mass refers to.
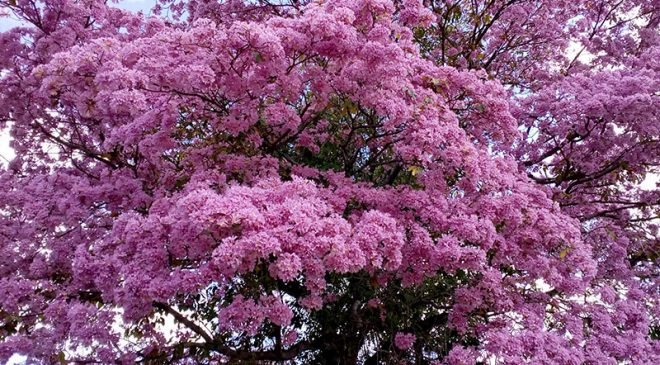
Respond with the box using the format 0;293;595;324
0;0;658;364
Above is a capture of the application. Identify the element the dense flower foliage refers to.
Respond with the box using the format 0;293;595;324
0;0;658;363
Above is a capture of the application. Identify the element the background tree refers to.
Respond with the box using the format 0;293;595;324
0;0;657;363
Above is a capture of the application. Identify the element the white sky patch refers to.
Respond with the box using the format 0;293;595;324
641;172;659;191
565;40;597;65
0;123;15;167
0;10;22;32
112;0;157;13
6;354;26;365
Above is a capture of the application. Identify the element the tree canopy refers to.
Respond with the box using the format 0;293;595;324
0;0;658;363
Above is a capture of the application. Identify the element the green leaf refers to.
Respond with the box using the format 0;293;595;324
408;165;423;176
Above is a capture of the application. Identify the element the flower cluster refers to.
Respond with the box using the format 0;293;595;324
0;0;657;364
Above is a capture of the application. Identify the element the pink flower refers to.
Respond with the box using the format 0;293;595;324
394;332;416;350
269;253;302;282
282;330;298;347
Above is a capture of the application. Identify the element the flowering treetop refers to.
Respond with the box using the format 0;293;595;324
0;0;658;364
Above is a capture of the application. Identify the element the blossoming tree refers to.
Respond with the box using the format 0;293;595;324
0;0;658;363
